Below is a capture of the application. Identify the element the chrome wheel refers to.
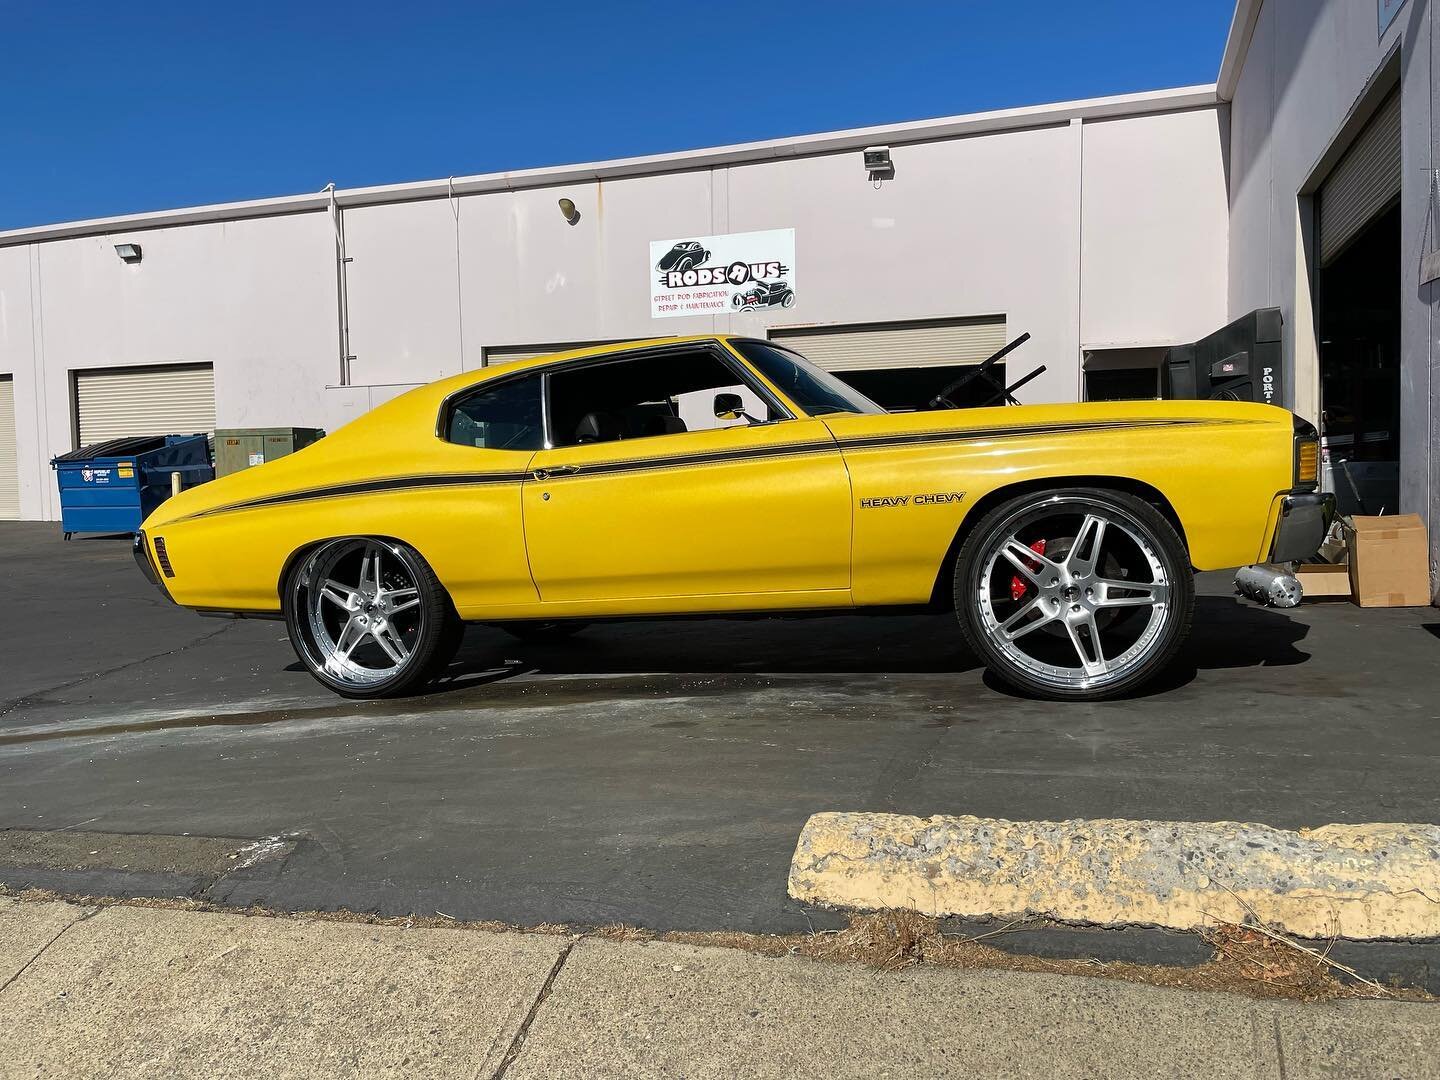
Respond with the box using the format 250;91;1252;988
293;539;426;689
973;496;1175;694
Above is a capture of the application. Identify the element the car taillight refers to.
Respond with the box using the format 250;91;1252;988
153;536;175;577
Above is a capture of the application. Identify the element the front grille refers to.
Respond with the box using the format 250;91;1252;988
153;536;175;578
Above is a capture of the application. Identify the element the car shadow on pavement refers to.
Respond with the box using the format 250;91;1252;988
982;595;1314;701
423;596;1312;700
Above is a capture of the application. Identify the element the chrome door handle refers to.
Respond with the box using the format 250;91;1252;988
532;464;580;481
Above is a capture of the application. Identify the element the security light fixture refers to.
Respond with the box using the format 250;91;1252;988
557;197;580;225
863;146;894;182
114;243;143;264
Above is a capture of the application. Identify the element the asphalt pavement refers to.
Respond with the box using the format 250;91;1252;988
1;522;1438;935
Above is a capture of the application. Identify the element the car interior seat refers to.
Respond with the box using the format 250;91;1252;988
574;411;624;444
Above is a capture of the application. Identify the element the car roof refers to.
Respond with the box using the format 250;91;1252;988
425;334;746;400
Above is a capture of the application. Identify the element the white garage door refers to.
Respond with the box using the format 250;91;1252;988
0;376;18;521
74;364;216;447
483;341;622;367
769;316;1007;372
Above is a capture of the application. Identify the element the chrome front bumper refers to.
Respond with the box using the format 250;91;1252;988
1269;492;1336;564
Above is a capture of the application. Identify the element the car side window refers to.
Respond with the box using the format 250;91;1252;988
547;348;783;448
445;374;545;450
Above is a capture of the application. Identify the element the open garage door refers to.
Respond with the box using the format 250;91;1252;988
769;316;1006;411
1316;89;1402;514
1319;90;1400;266
0;375;18;520
73;364;216;448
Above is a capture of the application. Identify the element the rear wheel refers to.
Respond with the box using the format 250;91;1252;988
954;488;1193;700
284;538;458;699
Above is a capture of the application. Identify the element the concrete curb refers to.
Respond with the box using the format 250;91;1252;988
788;812;1440;941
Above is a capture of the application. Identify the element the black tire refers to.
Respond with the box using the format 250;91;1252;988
283;537;460;699
953;487;1194;701
426;612;468;679
498;621;587;643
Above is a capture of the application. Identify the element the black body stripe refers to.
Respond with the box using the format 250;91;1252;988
555;438;836;478
179;417;1250;520
835;417;1243;452
185;471;529;519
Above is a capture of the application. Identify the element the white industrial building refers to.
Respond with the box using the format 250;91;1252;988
0;0;1435;595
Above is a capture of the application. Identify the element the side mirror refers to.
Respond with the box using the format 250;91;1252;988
713;393;745;421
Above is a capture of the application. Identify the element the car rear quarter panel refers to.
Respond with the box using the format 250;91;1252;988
825;403;1294;607
141;378;538;615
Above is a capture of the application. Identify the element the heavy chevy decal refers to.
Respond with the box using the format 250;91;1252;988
650;228;796;319
860;492;967;509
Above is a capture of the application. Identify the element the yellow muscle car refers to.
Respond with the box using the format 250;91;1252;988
134;335;1331;701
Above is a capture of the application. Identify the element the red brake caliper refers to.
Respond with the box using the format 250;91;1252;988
1010;539;1047;601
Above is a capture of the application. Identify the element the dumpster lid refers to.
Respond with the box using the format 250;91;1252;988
53;436;171;463
52;434;210;465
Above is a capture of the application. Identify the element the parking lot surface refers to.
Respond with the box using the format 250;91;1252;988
2;523;1438;933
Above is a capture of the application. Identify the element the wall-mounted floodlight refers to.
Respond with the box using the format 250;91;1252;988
114;243;143;263
557;197;580;225
863;146;894;182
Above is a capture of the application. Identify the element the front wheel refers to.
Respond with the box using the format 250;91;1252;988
953;488;1193;700
284;537;459;699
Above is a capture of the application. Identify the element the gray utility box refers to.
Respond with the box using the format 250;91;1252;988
215;427;325;478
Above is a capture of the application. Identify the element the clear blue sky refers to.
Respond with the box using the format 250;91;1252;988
2;1;1236;231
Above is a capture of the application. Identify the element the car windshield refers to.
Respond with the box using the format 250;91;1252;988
731;340;885;416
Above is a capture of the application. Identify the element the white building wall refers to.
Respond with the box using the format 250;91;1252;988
1080;109;1230;349
0;214;342;520
0;100;1230;521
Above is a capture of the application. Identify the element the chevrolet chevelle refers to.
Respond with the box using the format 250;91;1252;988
134;336;1331;701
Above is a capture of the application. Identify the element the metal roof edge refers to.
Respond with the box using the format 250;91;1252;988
1217;0;1262;102
0;84;1220;247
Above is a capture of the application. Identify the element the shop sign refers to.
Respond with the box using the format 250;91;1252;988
650;228;796;319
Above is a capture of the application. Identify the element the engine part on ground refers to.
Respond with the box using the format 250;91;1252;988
1234;563;1302;608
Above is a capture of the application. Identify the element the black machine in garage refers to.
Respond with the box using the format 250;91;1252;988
1161;307;1284;407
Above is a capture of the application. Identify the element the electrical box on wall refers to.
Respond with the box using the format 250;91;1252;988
215;428;325;478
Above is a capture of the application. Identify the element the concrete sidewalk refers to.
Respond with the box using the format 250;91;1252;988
0;899;1435;1079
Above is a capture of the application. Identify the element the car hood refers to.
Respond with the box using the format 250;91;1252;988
819;398;1290;442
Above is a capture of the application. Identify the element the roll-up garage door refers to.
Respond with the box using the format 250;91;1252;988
0;376;18;521
1319;90;1401;266
768;316;1007;372
74;364;216;447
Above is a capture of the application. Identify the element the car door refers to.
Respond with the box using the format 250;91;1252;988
521;343;853;606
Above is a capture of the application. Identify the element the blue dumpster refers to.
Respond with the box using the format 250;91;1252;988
51;434;214;538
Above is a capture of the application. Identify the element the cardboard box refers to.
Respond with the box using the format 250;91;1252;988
1345;514;1432;608
1296;562;1352;599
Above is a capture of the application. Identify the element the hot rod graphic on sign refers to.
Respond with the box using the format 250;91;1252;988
650;229;796;318
732;280;795;311
655;241;711;274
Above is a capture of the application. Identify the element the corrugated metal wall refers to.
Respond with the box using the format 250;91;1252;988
1319;90;1401;266
769;317;1007;372
0;376;18;520
74;364;216;447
